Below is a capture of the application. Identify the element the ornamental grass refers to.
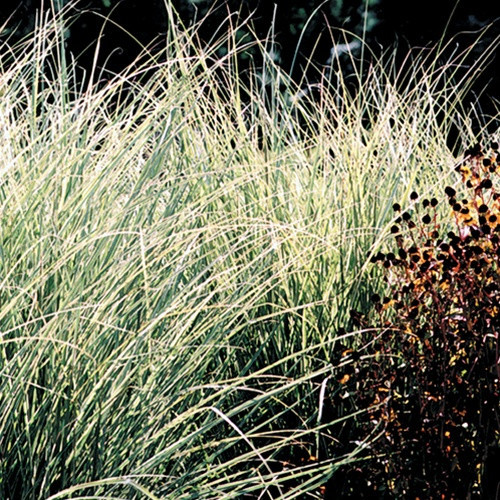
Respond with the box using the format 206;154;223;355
0;3;498;499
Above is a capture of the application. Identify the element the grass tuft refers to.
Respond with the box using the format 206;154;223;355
0;5;498;499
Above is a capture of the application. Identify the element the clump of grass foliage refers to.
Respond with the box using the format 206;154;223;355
0;3;498;499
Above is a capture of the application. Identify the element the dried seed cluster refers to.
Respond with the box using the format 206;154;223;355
328;142;500;498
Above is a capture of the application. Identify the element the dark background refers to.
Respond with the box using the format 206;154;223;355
1;0;498;118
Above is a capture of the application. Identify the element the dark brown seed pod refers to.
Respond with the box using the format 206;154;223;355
445;186;456;197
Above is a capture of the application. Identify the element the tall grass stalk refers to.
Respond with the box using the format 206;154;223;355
0;4;497;499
